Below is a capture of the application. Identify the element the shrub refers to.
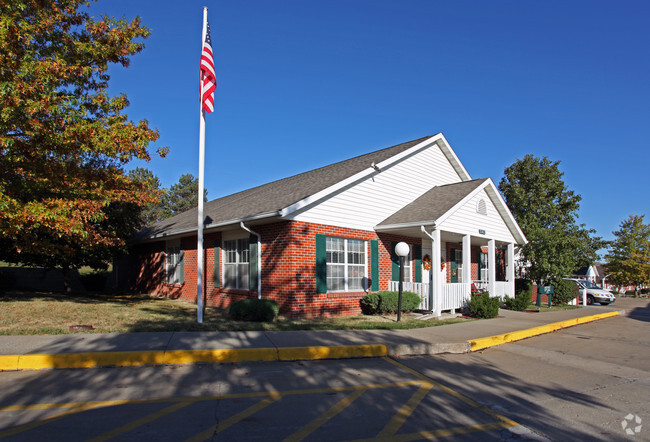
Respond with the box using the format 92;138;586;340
549;278;578;305
360;291;420;315
504;280;532;311
229;298;279;322
0;269;17;294
465;293;501;318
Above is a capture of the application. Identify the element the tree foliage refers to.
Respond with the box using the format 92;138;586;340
161;173;207;218
127;167;164;226
0;0;167;270
604;215;650;293
499;155;602;284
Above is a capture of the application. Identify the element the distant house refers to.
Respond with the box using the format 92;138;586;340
572;265;599;284
120;133;527;317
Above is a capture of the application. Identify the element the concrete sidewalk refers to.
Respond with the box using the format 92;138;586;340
0;306;623;371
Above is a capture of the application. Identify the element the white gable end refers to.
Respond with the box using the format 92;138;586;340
439;188;516;243
287;141;464;231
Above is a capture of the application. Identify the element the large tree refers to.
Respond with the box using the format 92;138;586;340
499;155;602;284
0;0;167;270
161;173;207;218
604;215;650;295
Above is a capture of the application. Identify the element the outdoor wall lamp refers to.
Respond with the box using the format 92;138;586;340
395;241;410;322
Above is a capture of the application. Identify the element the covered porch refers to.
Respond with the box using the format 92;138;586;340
387;227;516;315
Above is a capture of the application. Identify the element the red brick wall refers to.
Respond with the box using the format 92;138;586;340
127;220;420;318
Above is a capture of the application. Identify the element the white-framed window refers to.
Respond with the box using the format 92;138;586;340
326;237;367;292
224;238;249;289
165;240;183;284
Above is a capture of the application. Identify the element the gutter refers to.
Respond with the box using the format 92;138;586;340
240;222;262;300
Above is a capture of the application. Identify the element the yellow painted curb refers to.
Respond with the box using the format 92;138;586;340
0;355;19;371
17;351;166;370
1;344;388;371
468;310;620;351
278;344;387;361
163;348;278;364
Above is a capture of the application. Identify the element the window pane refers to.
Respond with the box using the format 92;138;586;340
238;263;249;289
348;265;364;290
326;237;344;264
327;264;344;291
224;264;236;288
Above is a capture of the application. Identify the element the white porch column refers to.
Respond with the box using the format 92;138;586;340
488;239;496;296
431;228;442;317
462;234;471;284
507;242;515;298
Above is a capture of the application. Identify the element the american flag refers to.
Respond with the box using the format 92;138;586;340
200;20;216;113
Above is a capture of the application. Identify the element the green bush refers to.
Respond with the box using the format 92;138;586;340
360;291;421;315
550;279;578;305
505;280;532;311
465;293;501;318
229;298;280;322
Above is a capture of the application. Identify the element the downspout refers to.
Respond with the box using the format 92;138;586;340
240;222;262;300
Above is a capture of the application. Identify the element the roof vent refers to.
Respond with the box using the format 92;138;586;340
477;199;487;215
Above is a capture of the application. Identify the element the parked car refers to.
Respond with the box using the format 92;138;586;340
563;278;616;305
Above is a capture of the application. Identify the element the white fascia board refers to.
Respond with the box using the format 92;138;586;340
482;182;527;244
279;135;441;217
434;133;472;181
433;178;527;245
143;211;280;241
375;221;436;231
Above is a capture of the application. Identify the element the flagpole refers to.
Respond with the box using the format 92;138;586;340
196;7;208;323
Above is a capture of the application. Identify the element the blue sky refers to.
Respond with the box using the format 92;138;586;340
88;0;649;245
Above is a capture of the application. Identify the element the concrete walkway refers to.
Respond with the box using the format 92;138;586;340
0;306;624;371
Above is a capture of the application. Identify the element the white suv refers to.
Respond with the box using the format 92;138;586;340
564;278;616;305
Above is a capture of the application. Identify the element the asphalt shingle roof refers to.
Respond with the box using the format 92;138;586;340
136;135;436;239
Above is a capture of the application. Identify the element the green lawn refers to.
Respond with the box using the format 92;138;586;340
0;290;472;335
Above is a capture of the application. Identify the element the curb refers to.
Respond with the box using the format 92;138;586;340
467;310;620;351
0;344;388;371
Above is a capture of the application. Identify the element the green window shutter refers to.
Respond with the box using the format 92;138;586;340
179;249;185;285
315;234;327;293
214;243;221;288
249;235;258;292
414;244;422;283
391;243;399;281
370;240;379;291
160;250;166;283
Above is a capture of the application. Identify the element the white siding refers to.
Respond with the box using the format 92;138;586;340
440;189;516;243
288;144;463;230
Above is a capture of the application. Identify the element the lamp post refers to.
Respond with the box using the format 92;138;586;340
395;242;410;322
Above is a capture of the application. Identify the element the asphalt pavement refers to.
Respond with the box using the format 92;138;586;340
0;303;627;371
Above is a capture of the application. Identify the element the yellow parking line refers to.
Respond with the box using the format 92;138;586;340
185;391;283;442
88;400;196;442
383;357;520;429
376;383;433;438
0;402;103;439
283;388;368;442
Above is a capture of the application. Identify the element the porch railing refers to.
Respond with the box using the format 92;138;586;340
388;280;514;313
388;281;429;310
473;280;514;298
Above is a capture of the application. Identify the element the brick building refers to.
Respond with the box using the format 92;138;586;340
120;133;527;317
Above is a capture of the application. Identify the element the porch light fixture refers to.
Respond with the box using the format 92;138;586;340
395;242;410;322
